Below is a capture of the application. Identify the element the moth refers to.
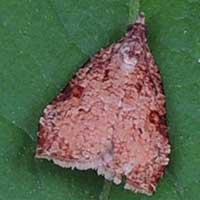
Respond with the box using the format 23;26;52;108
36;13;170;195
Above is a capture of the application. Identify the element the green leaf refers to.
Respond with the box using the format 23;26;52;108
0;0;138;199
0;0;200;200
108;0;200;199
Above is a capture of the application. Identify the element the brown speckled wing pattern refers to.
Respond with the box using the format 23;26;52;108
36;13;170;195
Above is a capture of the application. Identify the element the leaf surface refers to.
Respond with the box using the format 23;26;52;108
0;0;199;199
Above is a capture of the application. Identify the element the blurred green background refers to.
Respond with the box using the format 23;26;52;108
0;0;200;199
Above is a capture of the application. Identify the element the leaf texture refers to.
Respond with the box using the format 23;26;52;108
0;0;199;200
